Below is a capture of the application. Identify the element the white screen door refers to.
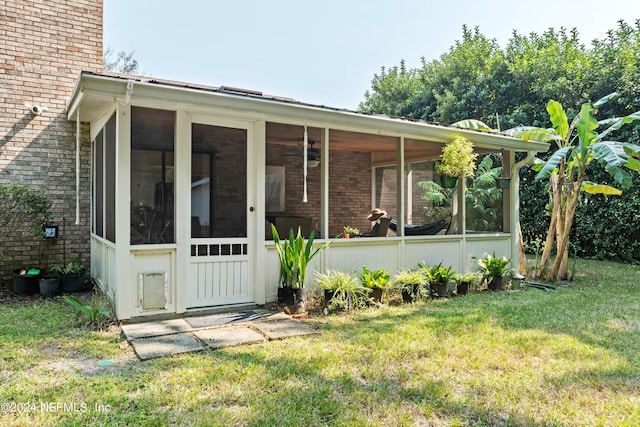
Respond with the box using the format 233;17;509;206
187;116;253;308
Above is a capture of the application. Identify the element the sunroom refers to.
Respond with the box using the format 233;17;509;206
67;71;548;320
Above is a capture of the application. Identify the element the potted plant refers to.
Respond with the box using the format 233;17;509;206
435;136;478;188
38;269;62;297
316;270;368;312
421;262;456;298
392;269;426;303
52;256;86;292
495;148;511;189
476;252;511;291
272;224;331;308
342;225;360;238
12;268;41;296
0;184;53;296
454;272;480;296
355;265;390;303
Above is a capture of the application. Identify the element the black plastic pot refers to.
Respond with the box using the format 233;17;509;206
495;177;511;189
62;270;85;292
440;175;458;189
456;281;469;295
488;276;503;291
324;289;335;307
292;288;306;305
435;283;448;298
370;288;384;303
13;269;40;296
401;284;420;303
39;276;61;297
278;287;293;305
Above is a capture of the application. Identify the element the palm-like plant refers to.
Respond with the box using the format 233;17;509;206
417;153;503;230
465;154;503;231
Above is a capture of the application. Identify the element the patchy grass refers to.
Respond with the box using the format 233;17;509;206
1;259;640;426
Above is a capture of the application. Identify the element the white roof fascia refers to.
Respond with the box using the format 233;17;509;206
71;73;550;154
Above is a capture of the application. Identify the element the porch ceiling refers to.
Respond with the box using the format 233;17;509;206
266;122;443;158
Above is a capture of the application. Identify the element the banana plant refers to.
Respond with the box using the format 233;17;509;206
504;93;640;280
454;94;640;280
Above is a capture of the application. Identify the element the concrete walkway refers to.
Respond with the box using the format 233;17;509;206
121;310;317;360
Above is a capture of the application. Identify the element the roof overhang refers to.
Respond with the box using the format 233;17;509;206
66;71;549;154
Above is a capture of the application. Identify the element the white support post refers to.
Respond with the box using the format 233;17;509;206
114;103;132;319
174;110;190;313
321;128;330;241
396;136;405;237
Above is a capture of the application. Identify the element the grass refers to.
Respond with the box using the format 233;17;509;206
1;259;640;426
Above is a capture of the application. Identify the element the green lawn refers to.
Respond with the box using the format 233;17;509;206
1;259;639;426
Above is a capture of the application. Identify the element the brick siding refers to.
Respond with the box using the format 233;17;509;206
0;0;102;280
266;143;372;238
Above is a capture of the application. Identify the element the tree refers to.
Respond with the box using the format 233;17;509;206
360;21;640;263
508;94;640;280
104;47;139;74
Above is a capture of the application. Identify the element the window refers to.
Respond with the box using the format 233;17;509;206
130;107;175;245
374;160;453;235
465;153;504;233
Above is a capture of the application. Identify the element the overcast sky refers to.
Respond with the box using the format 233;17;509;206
104;0;640;110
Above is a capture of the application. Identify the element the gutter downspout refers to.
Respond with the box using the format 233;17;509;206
75;106;80;225
510;151;536;277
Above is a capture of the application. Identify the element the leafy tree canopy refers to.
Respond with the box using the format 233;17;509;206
104;46;140;74
360;20;640;262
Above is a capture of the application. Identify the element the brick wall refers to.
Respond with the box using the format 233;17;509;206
0;0;103;281
266;143;372;238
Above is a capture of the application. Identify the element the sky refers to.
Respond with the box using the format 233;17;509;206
104;0;640;110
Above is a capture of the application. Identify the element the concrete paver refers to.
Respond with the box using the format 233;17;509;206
252;319;318;340
194;325;267;350
184;310;291;329
122;319;191;340
125;311;318;360
132;333;203;360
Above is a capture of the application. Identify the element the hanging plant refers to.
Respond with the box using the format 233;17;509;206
436;136;478;180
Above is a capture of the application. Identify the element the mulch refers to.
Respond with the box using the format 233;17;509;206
0;279;94;305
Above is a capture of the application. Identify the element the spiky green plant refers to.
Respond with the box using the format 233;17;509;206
315;270;369;312
272;224;331;289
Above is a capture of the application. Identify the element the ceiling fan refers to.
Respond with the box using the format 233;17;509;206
306;140;320;167
280;139;321;167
